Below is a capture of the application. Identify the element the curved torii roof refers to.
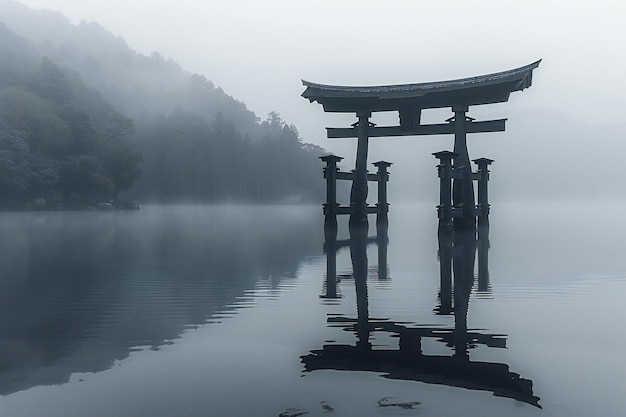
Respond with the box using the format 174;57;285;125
302;60;541;113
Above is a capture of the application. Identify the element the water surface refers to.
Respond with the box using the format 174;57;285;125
0;203;624;416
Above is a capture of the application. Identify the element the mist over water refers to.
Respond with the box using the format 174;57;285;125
0;205;322;396
0;203;625;416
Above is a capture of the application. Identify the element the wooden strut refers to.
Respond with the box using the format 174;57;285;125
320;155;392;229
326;119;506;138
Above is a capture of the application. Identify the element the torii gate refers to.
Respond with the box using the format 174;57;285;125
302;60;540;230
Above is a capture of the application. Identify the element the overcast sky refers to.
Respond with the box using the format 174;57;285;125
15;1;626;146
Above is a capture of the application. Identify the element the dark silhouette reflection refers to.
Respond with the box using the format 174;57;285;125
303;225;540;408
321;226;340;299
476;226;491;294
436;225;490;314
0;206;323;395
321;223;389;299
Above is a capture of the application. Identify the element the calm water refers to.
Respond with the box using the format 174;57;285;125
0;203;625;416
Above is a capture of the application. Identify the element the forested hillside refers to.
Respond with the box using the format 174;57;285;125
0;1;325;209
0;23;141;209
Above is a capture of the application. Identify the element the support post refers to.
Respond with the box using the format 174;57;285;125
320;155;343;229
433;151;457;231
349;111;371;228
451;106;476;231
373;161;392;225
473;158;493;229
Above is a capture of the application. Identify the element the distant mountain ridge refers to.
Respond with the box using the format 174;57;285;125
0;0;325;207
0;0;259;133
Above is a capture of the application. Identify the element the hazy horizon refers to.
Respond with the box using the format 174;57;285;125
2;0;626;203
12;1;626;146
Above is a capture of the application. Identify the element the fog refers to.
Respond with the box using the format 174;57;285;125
15;1;626;127
0;205;323;395
11;0;626;203
2;3;626;414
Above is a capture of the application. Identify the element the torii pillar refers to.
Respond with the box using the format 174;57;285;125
452;105;476;231
350;111;371;227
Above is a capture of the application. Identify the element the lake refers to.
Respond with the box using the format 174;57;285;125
0;203;625;416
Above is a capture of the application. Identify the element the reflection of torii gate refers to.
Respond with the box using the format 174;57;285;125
305;226;541;408
303;60;541;229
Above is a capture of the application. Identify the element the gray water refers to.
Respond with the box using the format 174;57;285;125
0;203;625;416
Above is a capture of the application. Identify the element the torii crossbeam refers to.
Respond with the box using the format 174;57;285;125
303;60;541;229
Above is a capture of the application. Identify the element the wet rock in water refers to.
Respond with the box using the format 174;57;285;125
279;408;309;417
320;400;334;413
113;200;140;210
377;396;422;409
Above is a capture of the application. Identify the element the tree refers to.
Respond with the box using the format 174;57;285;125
59;154;114;206
0;131;31;196
101;142;142;198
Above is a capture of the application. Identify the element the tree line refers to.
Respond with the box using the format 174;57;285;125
134;109;325;203
0;18;325;209
0;47;141;209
